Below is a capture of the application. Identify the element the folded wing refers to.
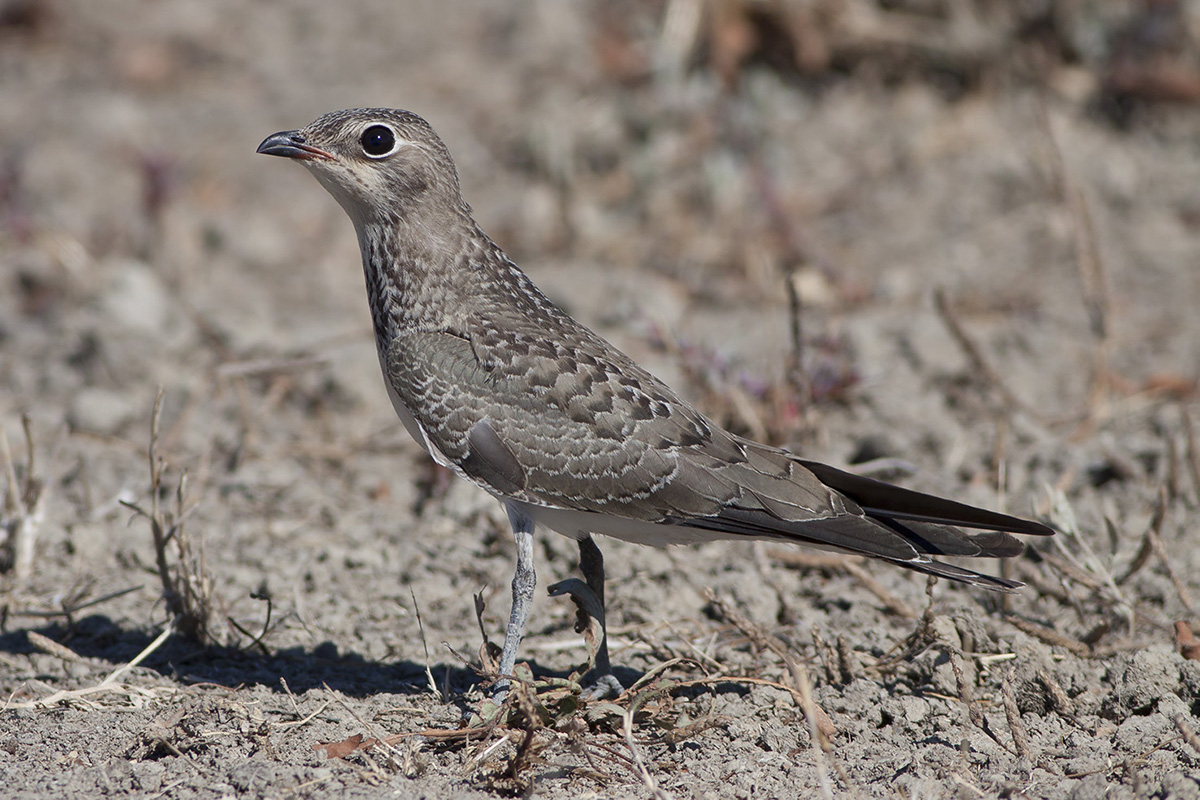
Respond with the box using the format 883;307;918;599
386;321;1051;592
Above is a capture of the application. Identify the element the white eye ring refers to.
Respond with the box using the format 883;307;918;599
360;124;398;159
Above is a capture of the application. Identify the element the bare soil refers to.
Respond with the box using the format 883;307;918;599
2;2;1200;798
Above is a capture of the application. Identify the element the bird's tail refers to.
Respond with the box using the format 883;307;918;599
795;459;1053;591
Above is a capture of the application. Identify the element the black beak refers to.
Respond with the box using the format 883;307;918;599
256;130;335;161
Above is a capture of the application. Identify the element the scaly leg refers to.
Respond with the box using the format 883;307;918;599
494;503;536;702
578;535;622;699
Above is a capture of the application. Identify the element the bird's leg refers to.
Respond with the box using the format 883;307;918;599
494;503;536;702
577;535;609;673
578;535;623;699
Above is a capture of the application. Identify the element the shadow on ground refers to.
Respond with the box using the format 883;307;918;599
0;614;473;697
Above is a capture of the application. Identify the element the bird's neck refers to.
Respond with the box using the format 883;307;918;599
356;214;530;349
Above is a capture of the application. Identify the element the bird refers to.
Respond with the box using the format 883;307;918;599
256;108;1054;699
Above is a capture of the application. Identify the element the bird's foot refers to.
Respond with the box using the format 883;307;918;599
580;671;623;700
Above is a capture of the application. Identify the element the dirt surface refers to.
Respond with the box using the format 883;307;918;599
3;1;1200;798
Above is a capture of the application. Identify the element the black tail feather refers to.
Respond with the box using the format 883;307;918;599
796;459;1054;538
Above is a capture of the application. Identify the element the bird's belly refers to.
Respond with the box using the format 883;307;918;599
386;384;428;450
526;504;745;548
376;351;461;473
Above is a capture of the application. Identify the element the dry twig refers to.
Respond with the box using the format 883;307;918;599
0;414;48;583
120;390;219;646
1036;97;1114;432
622;688;675;800
7;622;176;709
1115;487;1193;612
319;683;406;768
11;584;143;622
767;548;918;618
1004;616;1090;657
412;589;442;699
1035;669;1073;716
951;650;984;732
26;630;81;662
704;587;839;788
1001;668;1030;760
1174;714;1200;757
1181;403;1200;500
933;288;1042;423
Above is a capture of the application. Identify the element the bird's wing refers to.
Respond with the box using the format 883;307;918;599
384;324;727;516
386;324;1049;590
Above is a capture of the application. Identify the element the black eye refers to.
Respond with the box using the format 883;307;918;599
360;125;396;157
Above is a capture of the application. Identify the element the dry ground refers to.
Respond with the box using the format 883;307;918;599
2;1;1200;798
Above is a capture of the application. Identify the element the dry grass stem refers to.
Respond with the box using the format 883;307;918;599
1001;668;1030;760
1118;523;1158;587
100;622;174;687
1039;101;1114;428
622;694;675;800
704;588;784;658
703;589;838;746
320;683;406;765
1113;487;1192;611
11;584;143;622
1165;429;1182;503
411;589;442;699
273;678;332;730
1004;616;1091;657
1146;489;1194;612
950;648;1007;751
839;561;919;619
1182;403;1200;501
933;288;1042;424
26;630;82;661
661;713;733;746
1036;669;1073;716
120;390;220;646
8;622;175;709
767;547;918;618
748;155;815;412
951;650;984;731
0;415;48;583
1044;489;1133;630
657;622;728;673
1174;714;1200;756
835;636;857;684
790;657;835;800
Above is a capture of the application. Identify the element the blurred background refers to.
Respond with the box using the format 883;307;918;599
2;1;1200;793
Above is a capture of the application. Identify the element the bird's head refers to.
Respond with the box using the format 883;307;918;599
256;108;464;229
